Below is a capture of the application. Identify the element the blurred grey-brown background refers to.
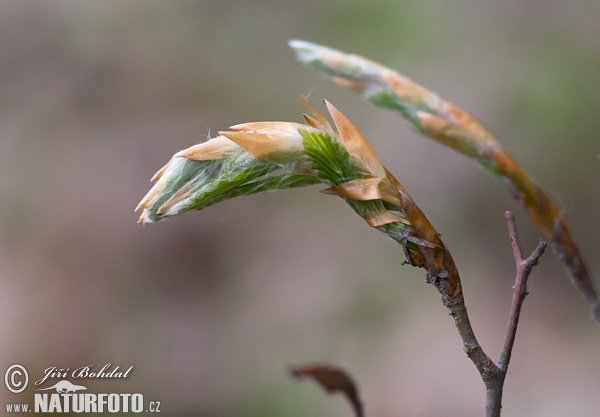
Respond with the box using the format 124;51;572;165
1;1;599;416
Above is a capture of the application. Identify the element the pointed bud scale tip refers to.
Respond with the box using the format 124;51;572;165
229;122;307;134
135;184;164;212
150;160;171;182
219;130;304;164
300;96;331;128
174;136;241;161
288;40;329;60
302;113;323;130
135;156;190;215
289;40;346;76
155;189;186;215
323;100;386;179
290;40;384;79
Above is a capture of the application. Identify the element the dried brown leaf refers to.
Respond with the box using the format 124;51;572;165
290;364;364;417
321;177;403;208
362;210;410;227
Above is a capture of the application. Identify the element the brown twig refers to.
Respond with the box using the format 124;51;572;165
429;212;546;417
484;212;548;416
500;211;547;371
289;213;546;416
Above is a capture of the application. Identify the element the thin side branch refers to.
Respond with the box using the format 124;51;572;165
484;212;547;417
290;213;547;417
432;212;546;417
499;211;548;373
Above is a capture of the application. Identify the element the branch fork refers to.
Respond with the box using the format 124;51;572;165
291;212;548;417
455;212;548;417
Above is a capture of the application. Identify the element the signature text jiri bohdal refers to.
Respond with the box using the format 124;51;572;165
35;364;133;385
